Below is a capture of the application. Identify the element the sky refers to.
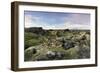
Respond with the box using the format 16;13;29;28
24;11;90;30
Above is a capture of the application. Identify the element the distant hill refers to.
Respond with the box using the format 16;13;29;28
25;27;90;33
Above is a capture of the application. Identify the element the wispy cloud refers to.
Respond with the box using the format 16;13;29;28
64;13;90;25
24;11;90;30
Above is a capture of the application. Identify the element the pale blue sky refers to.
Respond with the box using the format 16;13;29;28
24;11;90;29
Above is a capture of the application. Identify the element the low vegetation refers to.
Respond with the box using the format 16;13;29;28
24;27;90;61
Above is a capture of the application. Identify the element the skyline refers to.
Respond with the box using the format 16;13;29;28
24;11;90;30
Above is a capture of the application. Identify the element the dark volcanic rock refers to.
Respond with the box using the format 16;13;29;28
62;40;75;50
46;51;56;59
64;29;70;32
78;45;90;59
46;51;65;60
32;48;37;54
55;52;65;59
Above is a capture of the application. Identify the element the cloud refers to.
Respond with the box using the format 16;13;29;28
64;13;90;25
64;22;90;30
25;14;43;28
25;14;90;30
43;23;90;30
25;12;90;30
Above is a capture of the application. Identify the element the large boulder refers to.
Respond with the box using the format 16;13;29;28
24;46;38;61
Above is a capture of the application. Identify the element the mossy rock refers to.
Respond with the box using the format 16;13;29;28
24;46;39;61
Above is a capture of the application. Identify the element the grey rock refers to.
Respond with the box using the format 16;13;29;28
62;41;75;50
46;51;56;59
55;52;65;59
24;46;38;61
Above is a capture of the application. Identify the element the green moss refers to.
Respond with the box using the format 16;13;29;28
48;47;64;52
25;39;41;49
24;29;90;61
64;48;79;59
